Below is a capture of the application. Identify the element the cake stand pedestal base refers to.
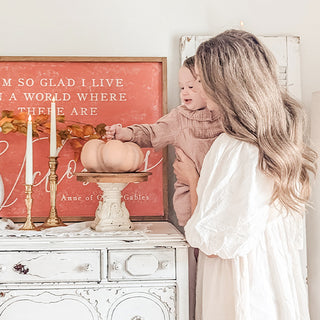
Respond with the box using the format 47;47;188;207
74;172;151;232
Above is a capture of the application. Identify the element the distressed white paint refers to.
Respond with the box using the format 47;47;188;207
0;250;100;283
0;221;189;320
0;291;99;320
108;248;175;280
91;182;133;232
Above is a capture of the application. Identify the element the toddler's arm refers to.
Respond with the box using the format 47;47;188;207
105;107;180;148
105;124;133;142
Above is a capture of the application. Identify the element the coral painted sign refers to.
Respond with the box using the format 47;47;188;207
0;57;167;221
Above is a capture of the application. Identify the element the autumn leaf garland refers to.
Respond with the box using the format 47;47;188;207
0;110;107;161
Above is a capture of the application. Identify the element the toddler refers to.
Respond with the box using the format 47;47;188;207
105;56;223;226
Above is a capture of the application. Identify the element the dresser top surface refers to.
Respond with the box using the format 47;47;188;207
0;221;187;248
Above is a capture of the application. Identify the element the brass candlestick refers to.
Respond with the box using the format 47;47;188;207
38;156;65;229
20;184;37;230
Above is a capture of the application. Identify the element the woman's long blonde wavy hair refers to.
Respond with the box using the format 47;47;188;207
196;29;317;213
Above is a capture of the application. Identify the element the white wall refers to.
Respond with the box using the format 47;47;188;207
1;0;320;317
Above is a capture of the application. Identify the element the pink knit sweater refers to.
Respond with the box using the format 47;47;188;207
128;105;223;226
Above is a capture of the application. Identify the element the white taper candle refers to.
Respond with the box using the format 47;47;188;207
25;114;33;185
50;96;57;157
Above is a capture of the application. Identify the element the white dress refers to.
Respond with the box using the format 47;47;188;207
184;133;310;320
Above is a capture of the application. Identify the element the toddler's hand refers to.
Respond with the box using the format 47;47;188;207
105;124;122;140
104;124;133;142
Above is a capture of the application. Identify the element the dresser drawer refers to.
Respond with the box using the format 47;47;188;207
108;248;175;281
0;250;101;283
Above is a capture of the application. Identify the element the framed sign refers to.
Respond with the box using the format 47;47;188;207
0;56;168;222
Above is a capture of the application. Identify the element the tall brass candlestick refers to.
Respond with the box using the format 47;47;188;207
38;157;65;229
20;184;37;230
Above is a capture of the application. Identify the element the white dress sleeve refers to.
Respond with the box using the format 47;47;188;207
184;134;274;259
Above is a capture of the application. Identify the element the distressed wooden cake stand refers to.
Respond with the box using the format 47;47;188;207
74;172;151;232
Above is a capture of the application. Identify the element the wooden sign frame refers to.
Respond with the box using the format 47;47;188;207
0;56;168;222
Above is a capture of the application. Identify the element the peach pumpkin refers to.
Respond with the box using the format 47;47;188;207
80;139;105;172
80;139;144;172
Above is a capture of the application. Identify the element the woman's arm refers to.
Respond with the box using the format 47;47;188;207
173;148;218;258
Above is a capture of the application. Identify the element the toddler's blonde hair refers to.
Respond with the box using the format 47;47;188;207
196;29;317;212
183;56;196;78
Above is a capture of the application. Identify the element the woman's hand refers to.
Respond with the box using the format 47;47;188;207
173;148;199;186
173;148;199;214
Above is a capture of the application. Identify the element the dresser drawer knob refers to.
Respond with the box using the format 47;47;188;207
160;260;169;269
13;263;29;275
78;263;93;272
0;265;6;272
131;316;144;320
112;262;122;271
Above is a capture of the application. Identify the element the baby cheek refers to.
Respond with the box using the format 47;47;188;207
193;92;206;105
179;91;184;104
200;89;209;102
200;95;207;106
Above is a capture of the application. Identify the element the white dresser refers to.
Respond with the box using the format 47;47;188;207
0;221;189;320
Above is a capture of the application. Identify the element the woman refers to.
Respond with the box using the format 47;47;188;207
173;29;317;319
